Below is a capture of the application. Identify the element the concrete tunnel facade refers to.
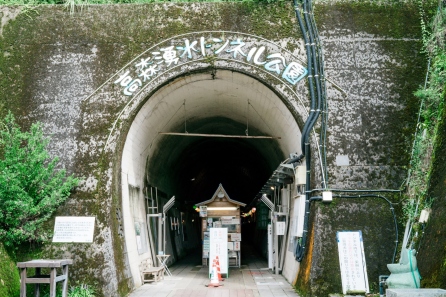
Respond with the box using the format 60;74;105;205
117;33;312;287
0;3;427;296
80;30;314;294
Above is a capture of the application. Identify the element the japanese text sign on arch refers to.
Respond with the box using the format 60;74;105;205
114;32;308;97
337;231;369;294
53;217;95;243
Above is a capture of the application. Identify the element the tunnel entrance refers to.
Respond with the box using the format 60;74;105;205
149;117;283;207
120;69;303;286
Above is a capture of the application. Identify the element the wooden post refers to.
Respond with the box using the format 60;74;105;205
62;264;69;297
20;268;26;297
49;267;56;297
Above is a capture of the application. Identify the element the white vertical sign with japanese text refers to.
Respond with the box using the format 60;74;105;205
268;224;273;269
337;231;369;294
209;228;228;276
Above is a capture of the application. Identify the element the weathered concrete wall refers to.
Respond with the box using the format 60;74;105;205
0;4;305;296
295;2;426;296
0;1;427;296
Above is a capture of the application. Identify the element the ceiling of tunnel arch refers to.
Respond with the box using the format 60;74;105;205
121;69;302;207
149;117;284;206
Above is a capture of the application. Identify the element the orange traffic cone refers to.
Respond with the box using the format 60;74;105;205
206;262;223;287
214;256;224;281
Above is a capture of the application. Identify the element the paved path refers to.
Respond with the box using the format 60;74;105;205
128;252;300;297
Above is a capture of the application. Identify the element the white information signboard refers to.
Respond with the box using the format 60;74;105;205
53;216;95;243
268;224;273;269
221;218;232;225
209;228;228;276
203;239;210;252
200;206;208;217
230;233;241;241
233;241;240;251
337;231;369;294
276;221;286;235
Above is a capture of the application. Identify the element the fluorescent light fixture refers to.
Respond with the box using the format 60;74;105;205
260;194;274;211
163;196;175;213
207;207;238;210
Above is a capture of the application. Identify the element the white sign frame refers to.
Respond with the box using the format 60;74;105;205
337;231;369;294
53;216;95;243
230;233;241;242
268;224;273;269
199;206;208;217
209;228;228;276
276;221;286;235
233;241;240;251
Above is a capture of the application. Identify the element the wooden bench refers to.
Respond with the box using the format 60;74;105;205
140;259;164;284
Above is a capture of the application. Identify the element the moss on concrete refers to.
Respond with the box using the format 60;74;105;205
295;1;429;296
0;244;20;297
417;89;446;288
0;1;435;296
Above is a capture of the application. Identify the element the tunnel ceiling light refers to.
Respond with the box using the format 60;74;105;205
207;207;238;210
158;132;281;139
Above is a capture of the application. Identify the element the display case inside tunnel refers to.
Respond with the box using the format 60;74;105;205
195;184;246;268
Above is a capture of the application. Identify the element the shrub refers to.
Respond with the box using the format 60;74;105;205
68;284;95;297
0;111;80;247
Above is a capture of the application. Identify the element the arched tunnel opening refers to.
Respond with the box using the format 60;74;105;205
148;117;284;208
146;117;285;259
121;69;302;283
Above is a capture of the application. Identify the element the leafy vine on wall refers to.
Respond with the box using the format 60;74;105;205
404;0;445;249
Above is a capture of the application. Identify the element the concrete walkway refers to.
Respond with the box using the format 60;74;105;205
128;251;300;297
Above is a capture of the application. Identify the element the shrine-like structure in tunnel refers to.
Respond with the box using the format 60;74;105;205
0;1;432;296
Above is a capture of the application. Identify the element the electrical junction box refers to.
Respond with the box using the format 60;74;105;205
292;194;306;237
322;191;333;202
295;165;306;185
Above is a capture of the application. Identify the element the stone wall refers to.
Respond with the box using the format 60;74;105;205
296;2;427;296
0;2;428;296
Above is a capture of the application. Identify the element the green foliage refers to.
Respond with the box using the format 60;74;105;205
0;0;274;5
0;0;63;4
68;284;95;297
0;111;80;248
0;243;20;297
425;7;446;55
404;0;445;237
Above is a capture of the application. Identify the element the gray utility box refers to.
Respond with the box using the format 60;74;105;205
386;289;446;297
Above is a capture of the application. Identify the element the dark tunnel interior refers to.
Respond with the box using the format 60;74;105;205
147;116;285;211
